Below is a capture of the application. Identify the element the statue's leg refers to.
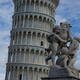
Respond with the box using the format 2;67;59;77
51;56;55;65
45;48;51;53
56;47;69;67
45;44;51;53
45;56;51;64
51;42;59;65
64;56;68;67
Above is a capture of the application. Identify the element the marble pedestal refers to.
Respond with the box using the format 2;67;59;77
41;66;79;80
41;77;79;80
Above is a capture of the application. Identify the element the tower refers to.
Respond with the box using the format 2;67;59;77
5;0;59;80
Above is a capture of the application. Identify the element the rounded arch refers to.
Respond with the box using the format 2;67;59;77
15;66;18;70
44;2;47;6
27;0;30;4
25;15;28;19
42;33;45;38
36;50;40;54
24;67;27;70
39;68;42;72
34;15;38;20
40;0;43;6
17;48;20;53
21;15;23;21
29;15;33;20
43;17;47;22
28;31;31;36
44;51;48;56
19;31;22;36
13;49;16;53
26;48;30;53
32;32;36;36
39;16;42;21
37;32;41;38
23;31;26;36
21;48;25;53
47;18;50;23
46;34;48;38
22;0;25;5
11;66;14;70
40;50;44;55
48;3;51;8
29;67;33;71
34;67;38;71
19;66;23;70
35;0;39;5
31;0;34;5
30;49;35;54
43;69;46;73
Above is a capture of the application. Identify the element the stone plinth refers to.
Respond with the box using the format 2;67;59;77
41;66;79;80
48;66;79;78
42;77;80;80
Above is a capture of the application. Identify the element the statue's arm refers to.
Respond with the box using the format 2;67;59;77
52;33;67;43
68;30;73;41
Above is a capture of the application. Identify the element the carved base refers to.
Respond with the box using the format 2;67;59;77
42;66;79;80
41;77;80;80
48;66;79;79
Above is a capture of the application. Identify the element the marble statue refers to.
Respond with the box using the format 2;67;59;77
56;37;80;68
44;22;80;79
67;37;80;67
42;22;80;80
45;22;73;66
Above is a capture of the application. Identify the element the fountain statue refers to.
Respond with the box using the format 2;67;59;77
42;22;80;80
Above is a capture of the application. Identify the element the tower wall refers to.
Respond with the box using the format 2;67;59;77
5;0;59;80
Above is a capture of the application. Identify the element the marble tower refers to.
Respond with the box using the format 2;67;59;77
5;0;59;80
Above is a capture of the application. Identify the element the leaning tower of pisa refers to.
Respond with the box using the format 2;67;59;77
5;0;59;80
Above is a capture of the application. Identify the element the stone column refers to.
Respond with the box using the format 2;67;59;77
21;32;23;45
23;15;25;28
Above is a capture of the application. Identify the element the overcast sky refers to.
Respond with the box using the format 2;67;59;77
0;0;80;80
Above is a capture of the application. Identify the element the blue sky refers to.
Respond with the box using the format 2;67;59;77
0;0;80;80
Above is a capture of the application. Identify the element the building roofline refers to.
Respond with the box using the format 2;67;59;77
13;0;59;8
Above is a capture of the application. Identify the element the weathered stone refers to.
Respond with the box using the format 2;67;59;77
41;65;79;80
42;77;79;80
48;66;79;78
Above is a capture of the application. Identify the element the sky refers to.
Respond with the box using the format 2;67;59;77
0;0;80;80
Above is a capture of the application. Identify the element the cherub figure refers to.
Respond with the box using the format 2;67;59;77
67;37;80;67
56;37;80;68
45;22;72;65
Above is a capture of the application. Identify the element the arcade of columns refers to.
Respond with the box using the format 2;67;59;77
5;0;59;80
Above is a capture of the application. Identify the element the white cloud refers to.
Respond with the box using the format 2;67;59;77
0;1;13;80
0;4;13;25
0;0;11;4
74;32;80;37
55;15;67;24
55;0;80;70
75;60;80;70
56;0;80;24
0;30;9;65
0;30;10;45
0;30;9;80
0;73;5;80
